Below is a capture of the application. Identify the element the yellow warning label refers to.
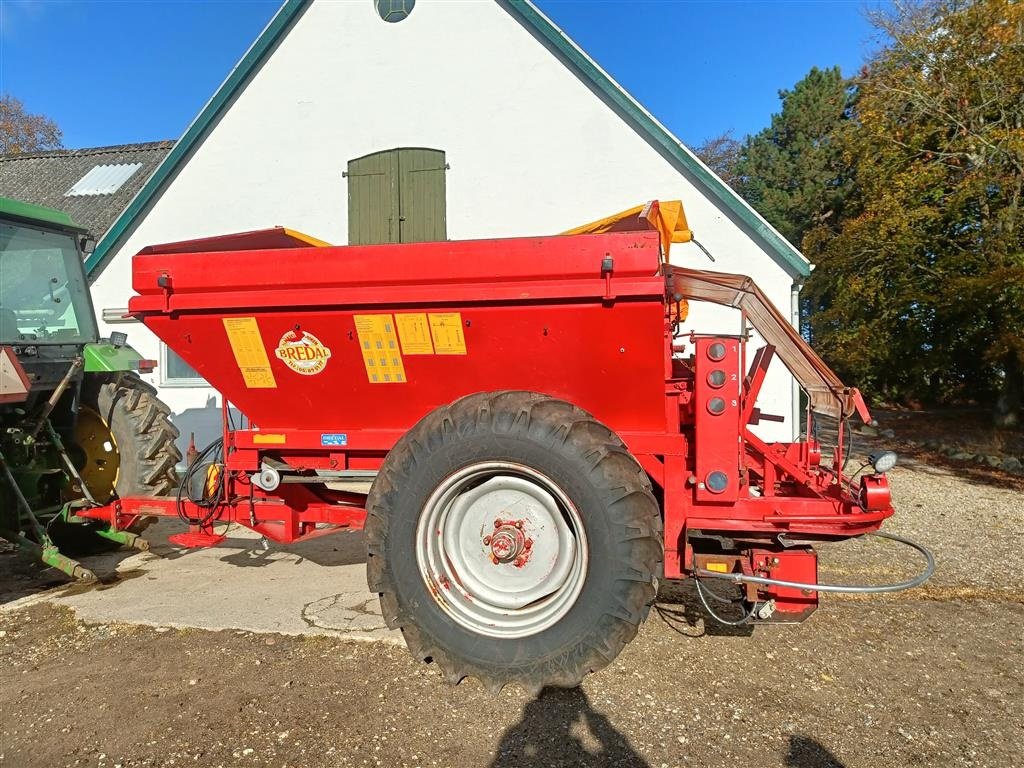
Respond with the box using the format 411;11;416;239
252;433;287;445
354;314;407;383
428;313;467;355
222;317;277;388
395;313;435;355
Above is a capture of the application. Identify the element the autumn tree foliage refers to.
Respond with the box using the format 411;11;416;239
701;1;1022;425
803;0;1024;424
0;95;62;155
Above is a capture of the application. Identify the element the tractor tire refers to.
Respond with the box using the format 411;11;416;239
78;372;181;502
365;391;662;693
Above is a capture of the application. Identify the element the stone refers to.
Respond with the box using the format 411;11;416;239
985;455;1002;468
1000;457;1022;473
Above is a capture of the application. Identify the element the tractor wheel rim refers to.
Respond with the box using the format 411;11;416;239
72;406;119;503
416;461;588;639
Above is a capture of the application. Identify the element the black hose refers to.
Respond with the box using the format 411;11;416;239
175;438;225;527
693;577;754;626
841;416;855;473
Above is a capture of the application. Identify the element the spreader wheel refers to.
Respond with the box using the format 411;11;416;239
365;391;662;692
77;373;181;502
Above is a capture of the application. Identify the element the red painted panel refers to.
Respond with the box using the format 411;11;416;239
144;300;668;436
692;336;742;502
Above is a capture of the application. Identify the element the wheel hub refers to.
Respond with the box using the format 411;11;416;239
416;462;588;639
486;520;529;564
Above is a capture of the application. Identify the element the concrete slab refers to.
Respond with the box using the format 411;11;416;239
2;518;402;645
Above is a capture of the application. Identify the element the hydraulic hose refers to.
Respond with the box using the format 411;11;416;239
693;578;754;626
175;438;225;527
694;531;935;594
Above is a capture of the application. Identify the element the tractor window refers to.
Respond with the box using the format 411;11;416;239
0;221;98;344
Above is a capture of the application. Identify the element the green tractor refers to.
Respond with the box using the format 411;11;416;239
0;196;181;580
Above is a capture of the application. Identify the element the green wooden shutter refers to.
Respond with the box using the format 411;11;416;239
347;151;400;245
397;148;447;243
347;148;446;245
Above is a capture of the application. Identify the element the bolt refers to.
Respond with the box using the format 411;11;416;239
524;538;533;550
494;520;503;529
482;535;491;546
490;554;500;565
514;520;523;529
513;556;526;567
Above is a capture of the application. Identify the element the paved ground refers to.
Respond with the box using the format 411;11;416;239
1;521;400;644
1;433;1022;767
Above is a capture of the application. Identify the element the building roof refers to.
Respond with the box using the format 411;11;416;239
84;0;811;280
0;141;173;240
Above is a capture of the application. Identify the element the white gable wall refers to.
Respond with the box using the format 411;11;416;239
91;0;803;452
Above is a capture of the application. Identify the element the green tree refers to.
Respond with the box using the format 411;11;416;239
0;95;62;155
735;67;855;248
804;0;1024;424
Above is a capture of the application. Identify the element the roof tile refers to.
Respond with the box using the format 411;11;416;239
0;141;173;237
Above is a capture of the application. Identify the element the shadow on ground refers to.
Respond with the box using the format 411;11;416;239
489;688;845;768
655;578;754;637
0;539;144;604
490;687;650;767
786;734;846;767
152;523;368;569
0;520;369;607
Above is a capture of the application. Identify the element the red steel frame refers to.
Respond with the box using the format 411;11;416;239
78;223;893;614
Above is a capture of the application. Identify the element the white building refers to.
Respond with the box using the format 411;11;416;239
85;0;811;453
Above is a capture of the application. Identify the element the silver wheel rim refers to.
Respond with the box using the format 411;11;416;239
415;461;588;639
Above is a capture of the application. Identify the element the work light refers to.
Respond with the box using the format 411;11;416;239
869;451;898;474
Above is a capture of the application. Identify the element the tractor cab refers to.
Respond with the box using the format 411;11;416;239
0;198;100;389
0;196;180;580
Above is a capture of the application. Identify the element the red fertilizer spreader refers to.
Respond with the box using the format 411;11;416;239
78;201;932;691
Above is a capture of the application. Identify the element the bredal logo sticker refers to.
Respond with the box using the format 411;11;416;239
275;329;332;375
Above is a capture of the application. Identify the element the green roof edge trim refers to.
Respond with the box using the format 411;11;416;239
84;0;308;278
0;195;81;231
87;0;809;280
505;0;810;279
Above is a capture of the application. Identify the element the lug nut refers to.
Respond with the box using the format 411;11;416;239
524;538;533;550
482;535;491;546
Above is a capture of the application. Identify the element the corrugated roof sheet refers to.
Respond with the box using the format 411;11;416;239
0;141;173;239
65;163;143;197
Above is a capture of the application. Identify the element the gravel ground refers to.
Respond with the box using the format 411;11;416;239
1;422;1021;768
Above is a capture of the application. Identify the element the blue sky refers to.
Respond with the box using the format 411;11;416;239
1;1;885;150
